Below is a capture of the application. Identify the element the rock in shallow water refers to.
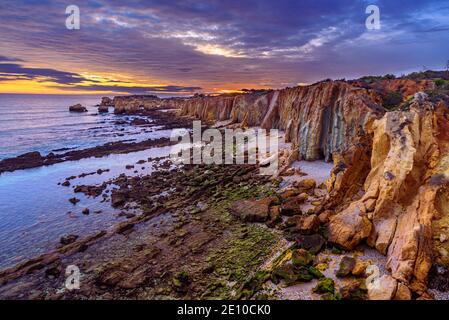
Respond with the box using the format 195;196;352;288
69;103;87;113
60;234;78;245
111;190;127;208
98;105;109;113
69;197;80;205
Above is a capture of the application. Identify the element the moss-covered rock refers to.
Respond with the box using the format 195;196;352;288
313;277;335;294
271;264;297;285
336;256;356;277
339;279;367;300
291;249;314;267
320;292;342;300
308;266;325;279
295;266;314;282
228;198;275;222
172;271;190;293
236;271;271;299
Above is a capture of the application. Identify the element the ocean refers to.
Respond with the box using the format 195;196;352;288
0;94;169;160
0;94;175;269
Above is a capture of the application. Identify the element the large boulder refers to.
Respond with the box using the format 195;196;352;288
229;197;275;222
280;196;306;216
295;179;316;194
367;274;397;300
294;234;326;254
327;202;372;250
286;214;320;234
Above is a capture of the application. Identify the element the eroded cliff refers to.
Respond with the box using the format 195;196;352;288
327;96;449;295
179;81;385;162
113;95;187;114
109;78;449;298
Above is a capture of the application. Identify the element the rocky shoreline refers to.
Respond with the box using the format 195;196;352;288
1;76;449;300
0;161;277;299
0;97;340;300
0;153;368;300
0;108;190;174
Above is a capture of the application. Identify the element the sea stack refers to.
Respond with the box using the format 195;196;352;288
69;103;87;113
98;97;113;113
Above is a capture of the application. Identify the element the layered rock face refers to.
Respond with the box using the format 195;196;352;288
113;95;161;114
107;79;446;295
179;81;385;161
177;79;448;295
113;95;188;114
327;97;449;294
179;80;448;296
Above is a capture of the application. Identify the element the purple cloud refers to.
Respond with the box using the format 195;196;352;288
0;0;448;92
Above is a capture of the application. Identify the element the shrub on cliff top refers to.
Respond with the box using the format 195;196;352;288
383;91;403;110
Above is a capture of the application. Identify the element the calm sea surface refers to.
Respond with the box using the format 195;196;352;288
0;94;176;269
0;94;166;160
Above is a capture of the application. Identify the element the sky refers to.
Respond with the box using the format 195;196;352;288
0;0;449;95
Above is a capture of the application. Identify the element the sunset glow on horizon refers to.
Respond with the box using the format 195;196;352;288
1;0;449;96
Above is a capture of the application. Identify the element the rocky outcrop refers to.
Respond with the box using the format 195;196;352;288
327;97;449;294
57;78;448;299
69;103;87;113
112;95;188;114
100;97;113;106
98;105;109;113
179;81;385;162
229;197;275;222
98;97;113;112
113;95;160;114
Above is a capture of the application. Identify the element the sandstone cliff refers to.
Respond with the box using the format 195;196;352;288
179;81;385;162
174;79;449;297
113;95;161;114
107;79;447;297
327;96;449;295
